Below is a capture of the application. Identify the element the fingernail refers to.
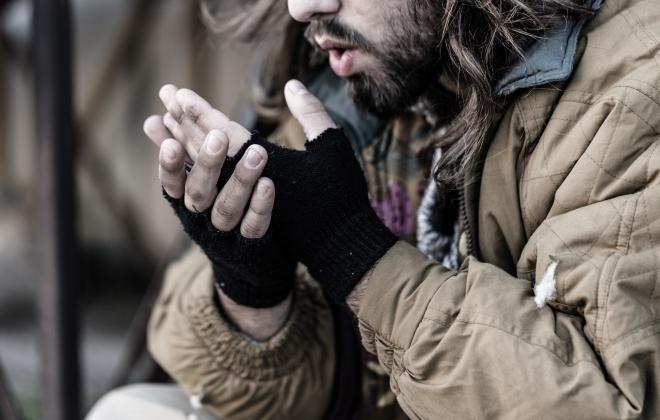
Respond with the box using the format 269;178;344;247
159;84;174;100
287;80;306;95
163;144;176;161
258;182;271;198
206;133;223;154
245;148;263;168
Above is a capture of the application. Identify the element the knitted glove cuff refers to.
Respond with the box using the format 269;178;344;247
163;190;295;308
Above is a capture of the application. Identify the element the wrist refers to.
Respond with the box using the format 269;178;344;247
216;285;292;342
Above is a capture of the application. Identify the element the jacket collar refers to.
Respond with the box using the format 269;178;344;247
495;0;604;96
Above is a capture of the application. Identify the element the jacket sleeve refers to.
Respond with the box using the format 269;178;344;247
147;245;335;420
357;101;660;419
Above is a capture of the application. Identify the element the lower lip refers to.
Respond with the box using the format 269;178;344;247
329;48;356;77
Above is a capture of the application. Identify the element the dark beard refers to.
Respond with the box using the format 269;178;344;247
346;52;438;118
304;3;442;117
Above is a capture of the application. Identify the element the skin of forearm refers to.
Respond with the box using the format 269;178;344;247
217;286;292;342
217;264;374;341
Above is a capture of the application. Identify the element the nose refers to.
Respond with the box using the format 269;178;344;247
287;0;340;22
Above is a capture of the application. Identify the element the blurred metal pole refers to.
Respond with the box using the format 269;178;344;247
0;23;12;193
0;40;8;191
33;0;80;419
0;357;22;420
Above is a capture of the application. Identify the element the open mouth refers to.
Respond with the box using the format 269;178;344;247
329;48;356;77
315;36;359;77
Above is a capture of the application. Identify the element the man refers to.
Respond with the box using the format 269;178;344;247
89;0;660;418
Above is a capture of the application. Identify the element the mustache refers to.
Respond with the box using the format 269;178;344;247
304;19;375;54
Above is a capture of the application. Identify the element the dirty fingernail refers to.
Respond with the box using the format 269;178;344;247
245;148;263;168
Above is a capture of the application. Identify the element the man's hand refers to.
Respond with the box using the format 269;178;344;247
144;85;295;339
198;79;395;309
283;80;378;313
144;85;270;237
157;130;275;238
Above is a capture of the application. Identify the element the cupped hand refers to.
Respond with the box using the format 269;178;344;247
145;85;272;239
147;88;296;308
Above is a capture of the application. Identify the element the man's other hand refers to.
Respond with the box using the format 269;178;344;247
144;85;273;239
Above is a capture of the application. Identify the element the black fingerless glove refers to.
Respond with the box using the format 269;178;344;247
216;128;397;303
164;190;296;308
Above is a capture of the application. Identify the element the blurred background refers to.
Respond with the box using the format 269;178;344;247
0;0;268;418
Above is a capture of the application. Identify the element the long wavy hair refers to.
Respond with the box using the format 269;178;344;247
200;0;590;188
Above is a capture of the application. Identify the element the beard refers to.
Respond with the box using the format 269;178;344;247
304;3;442;117
345;51;439;118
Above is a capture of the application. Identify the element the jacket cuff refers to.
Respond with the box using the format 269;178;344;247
357;241;455;354
148;247;336;419
184;269;328;382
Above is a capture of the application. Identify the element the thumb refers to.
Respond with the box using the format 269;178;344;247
285;79;337;141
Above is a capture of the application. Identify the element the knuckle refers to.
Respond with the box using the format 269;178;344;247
184;184;207;204
160;179;175;190
298;101;326;117
300;107;324;119
157;154;169;167
212;201;238;229
257;179;274;197
185;196;209;213
231;168;254;188
188;109;200;124
172;108;184;124
249;198;272;216
241;220;265;238
162;180;183;195
160;166;182;183
181;107;199;127
167;105;183;122
197;150;221;169
159;159;180;173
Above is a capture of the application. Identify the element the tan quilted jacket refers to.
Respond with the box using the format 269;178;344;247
148;0;660;418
